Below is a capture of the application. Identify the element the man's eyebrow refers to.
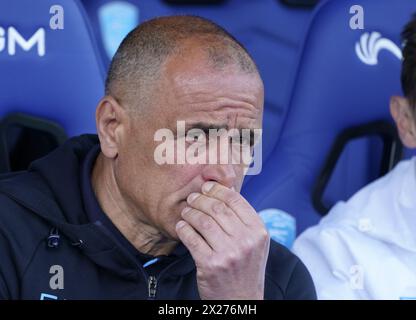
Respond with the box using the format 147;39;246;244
170;122;228;137
185;122;228;133
183;123;257;138
170;122;256;139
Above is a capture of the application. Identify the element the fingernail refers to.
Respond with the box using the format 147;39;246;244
187;193;200;203
176;220;187;229
202;181;215;194
181;206;192;216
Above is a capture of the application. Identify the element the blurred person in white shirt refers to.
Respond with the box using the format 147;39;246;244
293;14;416;300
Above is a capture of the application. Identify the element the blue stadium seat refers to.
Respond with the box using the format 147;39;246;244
0;0;105;137
241;0;416;234
82;0;199;67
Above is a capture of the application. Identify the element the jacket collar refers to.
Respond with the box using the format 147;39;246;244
0;135;195;280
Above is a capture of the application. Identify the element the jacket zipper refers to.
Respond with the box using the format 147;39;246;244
148;275;157;299
144;255;191;299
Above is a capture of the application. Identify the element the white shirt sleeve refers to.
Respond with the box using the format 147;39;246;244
293;224;370;300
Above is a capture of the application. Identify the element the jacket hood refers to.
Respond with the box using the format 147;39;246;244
0;134;194;280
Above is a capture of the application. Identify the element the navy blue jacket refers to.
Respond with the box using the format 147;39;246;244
0;135;316;300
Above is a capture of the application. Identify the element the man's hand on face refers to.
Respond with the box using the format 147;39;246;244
175;181;270;300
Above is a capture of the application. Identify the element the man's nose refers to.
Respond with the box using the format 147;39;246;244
201;163;237;189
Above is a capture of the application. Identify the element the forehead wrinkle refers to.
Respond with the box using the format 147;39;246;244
169;65;262;103
183;109;261;130
174;78;260;103
174;106;261;127
162;55;263;127
175;87;261;114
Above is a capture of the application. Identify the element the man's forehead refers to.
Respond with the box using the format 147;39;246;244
167;69;262;114
162;45;263;97
149;46;264;131
170;67;263;98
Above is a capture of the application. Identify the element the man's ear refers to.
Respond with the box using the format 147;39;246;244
95;95;125;159
390;95;416;148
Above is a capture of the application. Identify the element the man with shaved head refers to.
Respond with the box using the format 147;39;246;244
0;16;315;300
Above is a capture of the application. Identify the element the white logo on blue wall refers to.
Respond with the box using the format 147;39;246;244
0;5;63;56
258;208;296;249
98;1;140;59
0;27;45;56
355;32;402;66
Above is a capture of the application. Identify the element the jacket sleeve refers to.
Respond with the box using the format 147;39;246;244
0;273;9;299
284;258;317;300
0;230;18;299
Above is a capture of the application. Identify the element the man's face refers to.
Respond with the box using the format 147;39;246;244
115;47;264;240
